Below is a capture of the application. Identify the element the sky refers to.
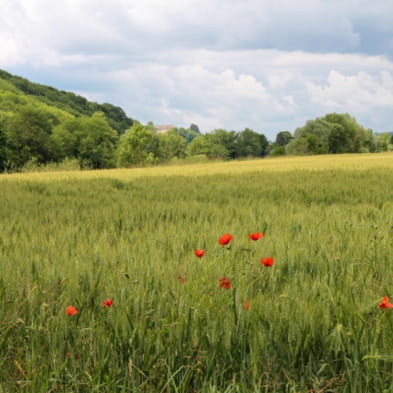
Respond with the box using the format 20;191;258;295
1;0;393;138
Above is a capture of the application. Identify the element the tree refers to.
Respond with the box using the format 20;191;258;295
158;131;187;160
285;136;310;155
117;123;160;167
51;118;82;160
186;135;210;156
324;113;356;152
285;113;376;156
100;103;133;134
275;131;293;146
292;118;333;154
376;133;390;152
0;114;8;171
235;128;269;157
189;124;201;134
6;104;56;167
327;124;351;153
78;112;118;169
204;129;237;159
174;127;200;143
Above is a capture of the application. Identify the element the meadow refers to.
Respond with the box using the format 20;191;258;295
1;153;393;392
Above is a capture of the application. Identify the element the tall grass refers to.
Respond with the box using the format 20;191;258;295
1;154;393;392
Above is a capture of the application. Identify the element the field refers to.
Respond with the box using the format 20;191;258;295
1;153;393;392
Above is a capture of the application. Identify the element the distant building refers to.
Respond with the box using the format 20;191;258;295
156;125;175;134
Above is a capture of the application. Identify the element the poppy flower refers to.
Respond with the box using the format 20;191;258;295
103;299;113;307
219;276;231;289
177;275;187;284
66;305;78;316
218;233;233;246
194;249;205;258
243;301;250;310
261;257;274;267
249;232;264;241
379;296;393;309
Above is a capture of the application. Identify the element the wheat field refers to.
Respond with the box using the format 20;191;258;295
1;153;393;392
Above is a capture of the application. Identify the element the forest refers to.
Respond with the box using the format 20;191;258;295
0;68;392;172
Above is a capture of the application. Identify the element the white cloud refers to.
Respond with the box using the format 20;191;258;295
307;70;393;112
1;0;393;135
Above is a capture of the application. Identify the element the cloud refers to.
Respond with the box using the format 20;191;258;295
105;63;293;132
307;70;393;112
1;0;393;136
1;0;393;60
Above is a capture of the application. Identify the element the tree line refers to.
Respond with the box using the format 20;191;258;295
0;103;270;170
0;69;392;172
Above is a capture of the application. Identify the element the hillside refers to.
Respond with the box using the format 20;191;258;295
0;69;133;134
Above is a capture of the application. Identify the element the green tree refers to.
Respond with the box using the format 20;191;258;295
285;136;310;155
235;128;269;157
78;112;118;169
378;133;391;152
117;123;160;167
158;131;187;161
0;114;8;171
6;105;56;167
287;113;373;155
52;118;82;160
275;131;293;146
293;118;333;154
174;127;200;143
204;129;237;159
324;113;356;153
189;123;201;134
269;144;286;156
186;135;210;156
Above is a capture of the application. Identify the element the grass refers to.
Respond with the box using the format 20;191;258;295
1;153;393;392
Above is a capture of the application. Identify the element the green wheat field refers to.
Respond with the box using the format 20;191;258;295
2;153;393;393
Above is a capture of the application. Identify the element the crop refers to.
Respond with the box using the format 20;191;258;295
1;153;393;392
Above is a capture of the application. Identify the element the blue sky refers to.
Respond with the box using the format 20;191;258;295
1;0;393;138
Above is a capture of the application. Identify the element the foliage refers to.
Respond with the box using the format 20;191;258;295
0;68;387;173
51;118;83;160
5;104;57;167
117;123;160;167
186;128;269;159
189;123;201;133
77;112;118;169
0;69;134;134
275;130;293;146
157;130;187;160
173;126;200;143
0;115;8;171
235;128;269;157
287;113;376;155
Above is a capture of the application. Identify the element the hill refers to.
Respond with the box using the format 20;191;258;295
0;69;133;134
0;68;139;171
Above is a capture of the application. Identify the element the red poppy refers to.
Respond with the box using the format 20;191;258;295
379;296;393;309
103;299;113;307
219;276;231;289
177;275;187;284
243;301;250;310
66;305;78;316
218;233;233;246
249;232;264;241
261;257;274;267
65;352;72;358
194;249;205;258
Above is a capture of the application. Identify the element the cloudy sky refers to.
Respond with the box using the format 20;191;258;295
1;0;393;138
